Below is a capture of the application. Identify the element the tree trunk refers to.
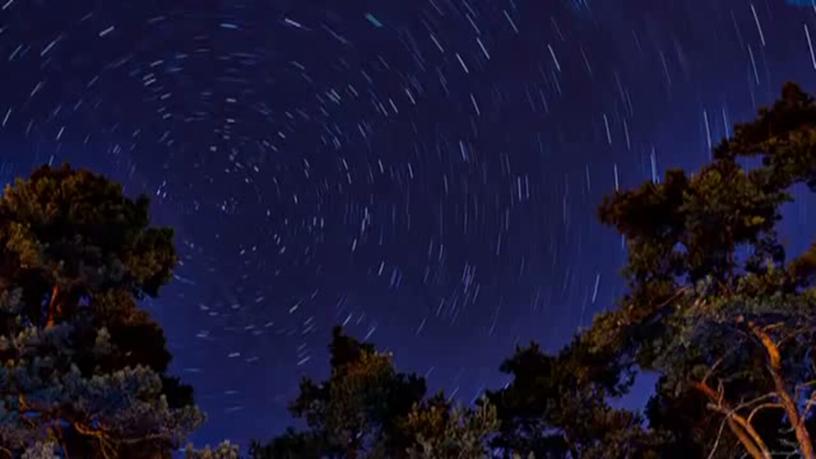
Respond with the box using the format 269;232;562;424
749;323;816;459
45;284;61;328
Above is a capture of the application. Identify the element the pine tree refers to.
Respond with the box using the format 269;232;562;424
0;164;203;458
491;83;816;458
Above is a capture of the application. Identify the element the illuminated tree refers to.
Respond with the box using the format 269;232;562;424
492;83;816;458
0;165;203;458
251;327;499;458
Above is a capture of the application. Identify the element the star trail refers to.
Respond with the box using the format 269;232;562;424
1;0;816;448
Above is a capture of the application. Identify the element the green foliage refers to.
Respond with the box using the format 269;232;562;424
253;326;426;458
486;82;816;458
403;395;499;459
251;327;500;458
249;429;327;459
0;165;203;457
487;341;662;458
591;82;816;456
0;164;176;300
185;440;241;459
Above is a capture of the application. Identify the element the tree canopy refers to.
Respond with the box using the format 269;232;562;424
487;82;816;458
250;326;498;459
0;165;202;458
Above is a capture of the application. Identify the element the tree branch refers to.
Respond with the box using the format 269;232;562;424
707;416;728;459
73;421;116;459
746;402;784;425
693;381;772;459
748;321;816;459
802;389;816;420
45;284;60;328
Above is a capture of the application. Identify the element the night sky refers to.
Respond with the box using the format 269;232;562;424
2;0;816;450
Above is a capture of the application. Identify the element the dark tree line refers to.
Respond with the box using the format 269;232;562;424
3;82;816;458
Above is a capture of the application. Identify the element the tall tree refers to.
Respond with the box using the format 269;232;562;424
0;165;203;457
591;82;816;458
492;82;816;458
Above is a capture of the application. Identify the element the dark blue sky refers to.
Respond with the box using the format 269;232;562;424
1;0;816;449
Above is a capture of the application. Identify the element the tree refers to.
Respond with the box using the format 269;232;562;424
0;165;204;457
491;82;816;458
249;428;328;459
251;326;499;458
402;393;499;459
488;340;664;458
591;82;816;458
185;440;241;459
252;326;426;458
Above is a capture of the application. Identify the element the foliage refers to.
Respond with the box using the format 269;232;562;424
185;440;241;459
0;165;203;458
251;326;500;458
249;429;327;459
591;82;816;458
403;394;499;459
252;326;426;458
485;82;816;458
487;340;664;458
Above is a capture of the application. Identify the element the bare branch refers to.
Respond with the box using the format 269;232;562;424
707;416;729;459
746;402;784;424
801;389;816;420
694;381;772;459
748;321;815;459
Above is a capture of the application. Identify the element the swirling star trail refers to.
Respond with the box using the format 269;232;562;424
1;0;815;447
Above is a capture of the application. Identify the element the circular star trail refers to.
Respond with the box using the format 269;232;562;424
1;0;816;447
